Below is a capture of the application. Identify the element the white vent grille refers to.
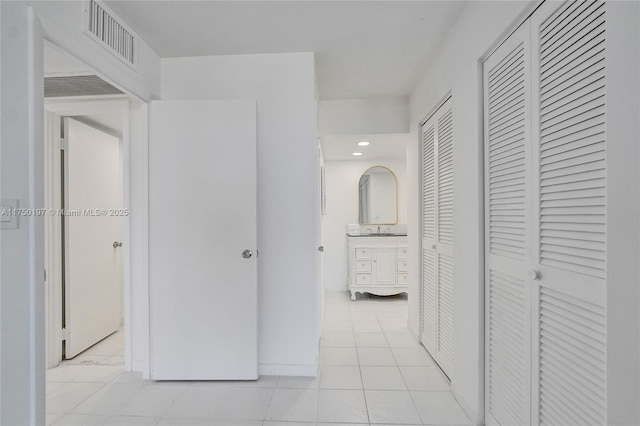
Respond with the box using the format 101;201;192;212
422;123;436;241
437;109;454;245
437;253;453;365
488;43;527;260
85;0;138;69
538;286;606;425
488;269;528;426
45;75;124;98
538;0;606;279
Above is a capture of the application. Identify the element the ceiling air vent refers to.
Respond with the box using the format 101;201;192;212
83;0;138;70
44;75;124;98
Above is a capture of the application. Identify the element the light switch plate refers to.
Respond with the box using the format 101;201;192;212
1;198;18;230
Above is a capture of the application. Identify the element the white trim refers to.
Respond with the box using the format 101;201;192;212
44;98;131;370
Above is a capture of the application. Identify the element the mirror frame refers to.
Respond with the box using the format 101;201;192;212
358;165;398;225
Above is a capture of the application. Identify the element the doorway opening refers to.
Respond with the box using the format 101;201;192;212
43;41;132;373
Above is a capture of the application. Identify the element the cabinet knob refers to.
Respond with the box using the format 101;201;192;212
431;244;436;250
528;269;540;280
242;249;253;259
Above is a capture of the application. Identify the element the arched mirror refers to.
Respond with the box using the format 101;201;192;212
358;166;398;224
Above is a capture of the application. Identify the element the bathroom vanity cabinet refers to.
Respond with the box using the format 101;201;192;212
347;235;408;300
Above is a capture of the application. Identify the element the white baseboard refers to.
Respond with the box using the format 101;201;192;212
258;363;318;377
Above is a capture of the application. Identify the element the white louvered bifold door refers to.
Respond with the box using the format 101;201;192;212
483;1;609;425
421;118;437;355
420;96;453;378
483;23;532;426
531;2;607;425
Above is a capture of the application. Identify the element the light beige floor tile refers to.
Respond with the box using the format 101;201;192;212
70;383;146;415
319;366;362;390
118;383;187;417
322;321;353;333
379;321;408;333
316;390;369;424
365;390;422;424
71;365;125;383
350;311;378;322
356;347;396;366
46;365;92;383
352;321;382;333
320;347;359;366
360;366;406;390
265;388;318;422
354;333;388;348
165;387;273;421
410;391;470;425
277;375;320;389
400;366;449;391
51;414;110;425
46;413;64;426
321;332;355;348
391;347;435;366
385;332;419;348
46;382;105;414
105;416;160;425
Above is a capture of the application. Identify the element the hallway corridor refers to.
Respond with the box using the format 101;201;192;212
46;292;469;425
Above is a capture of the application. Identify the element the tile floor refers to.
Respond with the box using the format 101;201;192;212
46;292;470;425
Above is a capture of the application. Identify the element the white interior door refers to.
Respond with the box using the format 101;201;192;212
149;99;258;380
64;118;123;359
420;97;454;377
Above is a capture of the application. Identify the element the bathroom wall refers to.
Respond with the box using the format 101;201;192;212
322;157;407;293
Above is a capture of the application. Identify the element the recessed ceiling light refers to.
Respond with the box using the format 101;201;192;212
352;152;363;156
357;141;370;146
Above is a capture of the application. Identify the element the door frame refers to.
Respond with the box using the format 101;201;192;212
44;97;131;369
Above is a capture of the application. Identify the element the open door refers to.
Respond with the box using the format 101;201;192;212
64;118;123;359
149;99;258;380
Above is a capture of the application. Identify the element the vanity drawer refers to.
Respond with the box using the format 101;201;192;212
397;259;408;272
355;248;373;259
397;247;408;258
356;260;372;272
356;274;372;285
397;273;408;284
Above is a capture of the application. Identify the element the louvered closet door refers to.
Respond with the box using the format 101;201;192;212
530;2;607;425
420;97;454;377
483;23;532;426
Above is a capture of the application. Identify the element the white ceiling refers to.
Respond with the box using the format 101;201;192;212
104;0;466;100
321;133;409;161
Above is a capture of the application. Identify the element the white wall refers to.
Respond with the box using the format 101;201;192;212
161;52;319;376
319;98;409;135
406;2;532;423
0;3;45;424
28;1;161;101
323;158;406;292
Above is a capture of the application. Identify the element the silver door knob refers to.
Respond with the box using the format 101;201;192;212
242;249;253;259
113;241;123;248
528;269;540;280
